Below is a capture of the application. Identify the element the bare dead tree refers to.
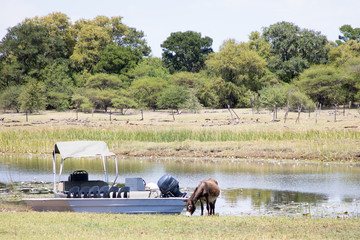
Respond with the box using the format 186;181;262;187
295;104;303;123
284;100;290;123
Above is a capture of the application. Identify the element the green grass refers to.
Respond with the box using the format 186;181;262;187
0;212;359;240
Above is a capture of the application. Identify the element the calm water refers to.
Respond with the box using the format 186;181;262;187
1;154;360;217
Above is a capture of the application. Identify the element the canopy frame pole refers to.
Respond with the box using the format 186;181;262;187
102;156;108;183
58;159;64;183
112;157;119;187
52;147;57;193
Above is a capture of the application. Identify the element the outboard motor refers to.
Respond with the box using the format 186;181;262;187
157;174;186;197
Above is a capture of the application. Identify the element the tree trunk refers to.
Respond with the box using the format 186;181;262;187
284;101;290;123
295;104;303;123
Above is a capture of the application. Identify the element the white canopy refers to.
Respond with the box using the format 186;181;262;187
52;141;118;193
53;141;115;160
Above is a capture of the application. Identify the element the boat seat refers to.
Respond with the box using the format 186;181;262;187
108;186;119;198
89;186;100;198
99;185;109;198
67;186;80;198
79;186;90;198
117;187;130;198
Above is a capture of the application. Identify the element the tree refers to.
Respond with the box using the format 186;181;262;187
328;40;360;66
161;31;213;73
19;78;46;113
84;73;123;112
85;73;123;90
94;45;141;74
295;65;343;106
205;39;268;96
118;27;151;56
0;22;67;77
259;84;288;110
170;71;199;88
112;95;137;115
181;88;202;113
129;77;167;110
337;25;360;45
263;21;329;82
41;61;75;110
127;57;170;83
0;85;23;112
71;23;111;72
248;31;271;60
24;12;75;57
72;92;94;113
158;85;189;112
158;85;189;120
340;57;360;104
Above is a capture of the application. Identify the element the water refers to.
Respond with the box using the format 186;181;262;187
1;154;360;217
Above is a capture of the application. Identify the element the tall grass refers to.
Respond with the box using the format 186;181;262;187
1;126;359;156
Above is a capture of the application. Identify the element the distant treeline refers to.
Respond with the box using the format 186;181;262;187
0;12;359;114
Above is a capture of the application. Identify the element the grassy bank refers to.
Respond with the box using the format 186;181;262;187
0;212;359;240
1;109;360;161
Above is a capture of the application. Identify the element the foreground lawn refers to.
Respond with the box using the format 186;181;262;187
0;212;359;240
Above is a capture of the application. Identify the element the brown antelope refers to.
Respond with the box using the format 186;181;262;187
186;178;220;216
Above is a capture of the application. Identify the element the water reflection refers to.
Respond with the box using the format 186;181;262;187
1;154;360;217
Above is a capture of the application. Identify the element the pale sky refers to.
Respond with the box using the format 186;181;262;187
1;0;360;57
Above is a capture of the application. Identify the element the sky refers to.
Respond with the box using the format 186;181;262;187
1;0;360;57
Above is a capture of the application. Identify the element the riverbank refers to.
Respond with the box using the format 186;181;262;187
0;212;359;239
1;109;360;162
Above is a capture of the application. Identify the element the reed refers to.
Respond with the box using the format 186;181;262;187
1;109;359;161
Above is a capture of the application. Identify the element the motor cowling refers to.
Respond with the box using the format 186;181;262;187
157;174;186;197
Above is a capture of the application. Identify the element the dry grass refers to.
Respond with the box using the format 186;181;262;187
1;108;360;161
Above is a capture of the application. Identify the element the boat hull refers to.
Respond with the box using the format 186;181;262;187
24;198;186;214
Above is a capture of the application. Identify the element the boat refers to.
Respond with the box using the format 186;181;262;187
24;141;187;214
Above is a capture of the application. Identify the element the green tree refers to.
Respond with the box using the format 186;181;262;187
205;39;268;105
129;77;167;110
0;85;23;112
259;84;288;109
248;31;271;60
158;85;189;119
337;25;360;45
84;73;123;112
41;61;74;110
0;22;67;77
118;27;151;56
263;21;329;82
170;71;199;88
25;12;75;57
328;40;360;66
158;85;189;111
127;57;170;82
85;73;123;90
94;45;141;74
71;23;111;72
72;92;94;113
340;57;360;103
194;76;221;108
19;78;46;113
0;56;24;90
112;94;137;115
295;65;343;106
161;31;213;73
181;88;203;113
